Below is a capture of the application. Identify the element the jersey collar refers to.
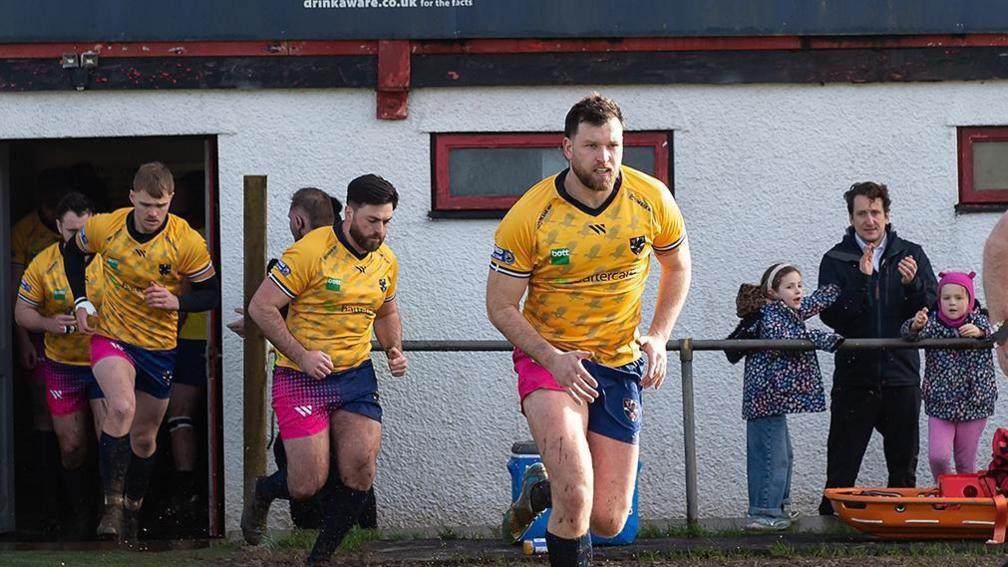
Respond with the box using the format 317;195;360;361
334;224;369;261
554;168;622;217
126;211;169;244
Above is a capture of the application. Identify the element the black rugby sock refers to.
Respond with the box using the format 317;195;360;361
98;432;131;500
545;530;592;567
124;450;157;504
307;483;368;562
256;469;291;502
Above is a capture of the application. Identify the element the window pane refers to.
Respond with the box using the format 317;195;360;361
623;146;656;177
448;145;657;198
973;141;1008;191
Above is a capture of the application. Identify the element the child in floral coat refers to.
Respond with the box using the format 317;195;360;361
727;262;851;530
901;271;996;483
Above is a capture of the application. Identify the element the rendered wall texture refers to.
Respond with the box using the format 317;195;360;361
2;82;1006;530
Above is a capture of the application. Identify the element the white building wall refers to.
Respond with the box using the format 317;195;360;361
3;81;1008;531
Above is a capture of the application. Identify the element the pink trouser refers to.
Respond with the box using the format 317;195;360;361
928;416;987;482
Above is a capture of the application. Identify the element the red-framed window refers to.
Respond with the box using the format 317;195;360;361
958;126;1008;207
431;131;671;217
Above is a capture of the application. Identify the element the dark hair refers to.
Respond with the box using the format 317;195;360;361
760;263;801;292
346;174;398;209
330;196;344;222
290;187;336;228
55;191;94;220
844;181;891;216
564;92;625;138
134;161;175;197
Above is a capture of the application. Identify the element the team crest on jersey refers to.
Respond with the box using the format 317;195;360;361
623;398;639;422
378;278;388;293
53;288;66;301
325;277;342;292
107;258;120;271
550;248;571;265
159;263;172;276
492;245;516;265
275;260;291;276
629;236;646;255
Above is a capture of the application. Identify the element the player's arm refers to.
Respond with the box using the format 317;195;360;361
486;270;598;404
64;234;98;332
146;274;220;312
14;298;77;335
374;298;407;377
248;278;332;379
11;264;34;358
638;237;691;391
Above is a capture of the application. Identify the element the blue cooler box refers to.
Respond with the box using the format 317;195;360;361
507;441;641;545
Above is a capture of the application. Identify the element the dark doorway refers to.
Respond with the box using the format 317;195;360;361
1;135;223;540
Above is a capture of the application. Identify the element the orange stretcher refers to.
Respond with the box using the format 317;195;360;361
824;475;1008;543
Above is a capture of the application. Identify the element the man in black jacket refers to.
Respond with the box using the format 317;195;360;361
817;181;937;515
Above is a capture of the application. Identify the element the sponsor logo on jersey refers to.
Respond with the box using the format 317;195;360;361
492;245;516;265
107;258;120;271
378;277;388;293
159;263;171;276
53;288;66;301
325;277;342;292
294;405;313;417
550;248;571;265
629;235;646;255
275;260;292;276
20;281;31;292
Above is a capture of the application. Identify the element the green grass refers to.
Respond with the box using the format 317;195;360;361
636;522;749;539
264;526;383;553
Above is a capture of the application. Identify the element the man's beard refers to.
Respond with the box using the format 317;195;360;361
571;160;617;193
350;222;382;252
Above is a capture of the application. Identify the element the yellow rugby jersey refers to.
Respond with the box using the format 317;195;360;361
178;228;209;341
18;242;105;366
76;208;215;351
490;166;686;367
11;211;60;268
268;225;398;373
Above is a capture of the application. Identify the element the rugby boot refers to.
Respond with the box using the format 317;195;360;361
96;494;123;540
121;497;143;547
501;462;549;543
241;476;273;546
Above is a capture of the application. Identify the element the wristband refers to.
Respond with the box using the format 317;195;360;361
74;297;97;316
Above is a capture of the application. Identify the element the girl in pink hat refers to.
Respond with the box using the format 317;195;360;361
901;271;997;483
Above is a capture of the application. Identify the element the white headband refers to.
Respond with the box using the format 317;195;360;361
765;263;794;292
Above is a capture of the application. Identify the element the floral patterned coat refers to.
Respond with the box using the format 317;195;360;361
900;310;997;422
727;285;843;420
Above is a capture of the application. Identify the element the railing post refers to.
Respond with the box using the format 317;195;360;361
679;338;699;525
243;175;268;507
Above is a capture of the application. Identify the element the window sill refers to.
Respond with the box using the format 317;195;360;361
955;203;1008;214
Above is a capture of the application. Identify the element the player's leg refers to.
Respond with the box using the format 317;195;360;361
166;382;202;516
121;389;170;542
90;349;137;540
305;410;380;564
305;362;383;564
242;366;330;546
524;390;594;567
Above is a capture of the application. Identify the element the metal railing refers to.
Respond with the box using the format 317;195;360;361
390;336;998;524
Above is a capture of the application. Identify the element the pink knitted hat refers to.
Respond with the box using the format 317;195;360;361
937;270;976;327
